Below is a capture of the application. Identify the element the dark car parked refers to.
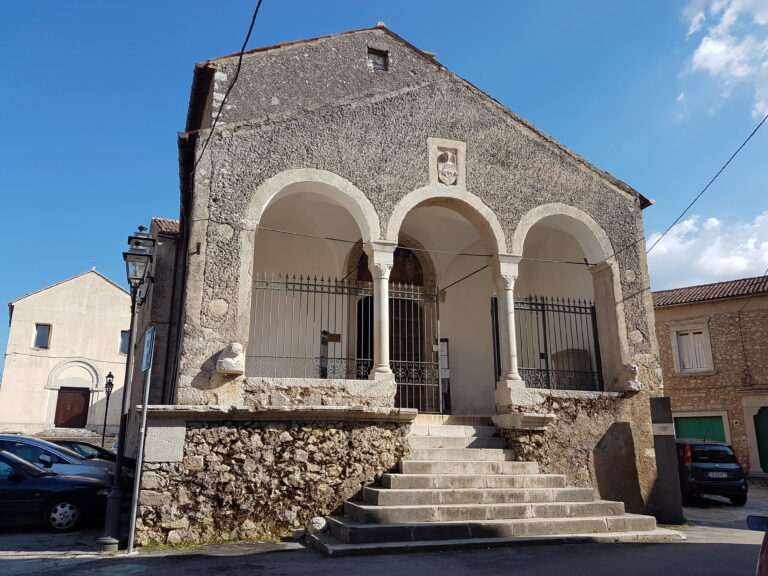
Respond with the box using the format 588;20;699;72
0;435;115;484
0;450;109;531
676;439;748;506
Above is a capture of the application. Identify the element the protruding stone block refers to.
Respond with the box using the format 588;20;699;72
216;342;245;375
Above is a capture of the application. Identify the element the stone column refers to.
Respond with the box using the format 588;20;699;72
365;241;397;381
494;254;525;410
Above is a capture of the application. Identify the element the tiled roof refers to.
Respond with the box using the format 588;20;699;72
652;275;768;308
153;217;180;237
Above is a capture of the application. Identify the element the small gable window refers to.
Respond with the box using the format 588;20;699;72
33;324;51;349
367;48;389;71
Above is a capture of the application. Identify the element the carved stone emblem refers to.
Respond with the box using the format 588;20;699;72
437;150;458;185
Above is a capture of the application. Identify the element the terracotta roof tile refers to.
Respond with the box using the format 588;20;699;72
153;217;180;237
652;275;768;308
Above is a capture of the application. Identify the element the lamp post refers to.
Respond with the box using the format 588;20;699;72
97;226;154;552
101;372;114;448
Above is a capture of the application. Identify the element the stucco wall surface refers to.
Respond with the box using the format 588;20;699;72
178;28;658;404
135;419;409;546
655;296;768;473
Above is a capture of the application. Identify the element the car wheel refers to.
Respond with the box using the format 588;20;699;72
729;495;747;507
46;498;82;532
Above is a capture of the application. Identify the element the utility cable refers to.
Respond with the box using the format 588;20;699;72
191;1;264;175
645;112;768;255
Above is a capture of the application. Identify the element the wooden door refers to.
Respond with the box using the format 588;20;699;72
54;388;90;428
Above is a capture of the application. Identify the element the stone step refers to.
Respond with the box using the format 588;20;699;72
326;513;657;545
409;448;516;462
309;526;685;557
408;435;508;450
381;473;567;489
344;500;625;524
363;486;595;506
408;425;498;438
399;460;539;475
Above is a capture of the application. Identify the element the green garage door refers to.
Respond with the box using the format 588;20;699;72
674;416;726;443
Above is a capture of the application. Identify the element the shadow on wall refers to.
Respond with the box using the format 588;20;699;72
593;422;644;513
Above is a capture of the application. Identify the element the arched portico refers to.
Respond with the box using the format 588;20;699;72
383;189;514;414
505;203;631;399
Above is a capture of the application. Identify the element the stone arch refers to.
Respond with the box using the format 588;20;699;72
511;203;613;264
45;359;100;390
386;186;507;256
246;168;381;243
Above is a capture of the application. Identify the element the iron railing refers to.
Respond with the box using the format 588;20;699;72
514;295;603;391
247;273;373;379
247;273;442;412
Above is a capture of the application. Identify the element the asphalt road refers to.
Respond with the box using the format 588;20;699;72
1;485;766;576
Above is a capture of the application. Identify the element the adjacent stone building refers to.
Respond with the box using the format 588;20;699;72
130;25;672;547
654;275;768;474
0;270;130;436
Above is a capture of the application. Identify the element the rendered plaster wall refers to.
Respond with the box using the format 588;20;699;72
501;388;659;514
177;27;659;408
655;296;768;473
135;420;409;546
0;272;130;434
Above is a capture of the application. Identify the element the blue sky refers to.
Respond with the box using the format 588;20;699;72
1;0;767;364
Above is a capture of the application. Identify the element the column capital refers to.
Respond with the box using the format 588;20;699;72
364;240;398;257
495;253;521;284
365;240;397;280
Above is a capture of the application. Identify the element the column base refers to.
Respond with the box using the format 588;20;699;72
495;376;526;409
369;368;396;382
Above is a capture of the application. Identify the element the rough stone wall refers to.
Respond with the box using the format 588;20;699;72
501;388;658;514
655;297;768;472
178;28;658;403
135;420;409;546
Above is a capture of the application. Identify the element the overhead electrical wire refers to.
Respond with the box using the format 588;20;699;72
191;1;264;176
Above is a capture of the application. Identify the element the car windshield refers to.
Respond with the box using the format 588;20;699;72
62;443;102;459
692;445;737;463
0;451;46;477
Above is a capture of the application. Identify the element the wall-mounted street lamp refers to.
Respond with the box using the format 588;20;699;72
101;372;114;448
97;226;155;552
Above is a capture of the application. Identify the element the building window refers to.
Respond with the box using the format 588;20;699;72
367;48;389;71
669;322;713;373
33;324;51;349
119;331;130;355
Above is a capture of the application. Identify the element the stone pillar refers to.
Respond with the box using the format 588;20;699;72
494;254;525;411
365;241;397;381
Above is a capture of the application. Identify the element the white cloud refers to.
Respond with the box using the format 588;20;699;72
683;0;768;117
647;211;768;289
677;91;687;103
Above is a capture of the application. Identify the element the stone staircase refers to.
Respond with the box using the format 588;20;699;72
310;423;684;556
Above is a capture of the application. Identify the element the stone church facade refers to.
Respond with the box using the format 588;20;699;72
132;25;668;547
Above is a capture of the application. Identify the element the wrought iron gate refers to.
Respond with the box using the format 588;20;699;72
247;272;442;412
389;282;441;413
513;295;603;391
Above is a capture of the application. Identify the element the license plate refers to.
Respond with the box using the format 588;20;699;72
709;471;728;478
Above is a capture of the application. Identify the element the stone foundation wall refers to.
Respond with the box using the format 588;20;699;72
136;419;409;546
501;390;656;514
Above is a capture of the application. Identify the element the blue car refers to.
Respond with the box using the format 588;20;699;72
0;450;109;531
0;435;115;485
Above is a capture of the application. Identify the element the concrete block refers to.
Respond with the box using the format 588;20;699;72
144;420;186;463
